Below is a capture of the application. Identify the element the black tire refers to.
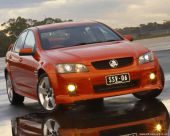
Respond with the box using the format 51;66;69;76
6;73;24;105
133;66;165;100
37;73;58;112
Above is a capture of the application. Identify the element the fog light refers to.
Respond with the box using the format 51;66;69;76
155;123;162;132
149;73;156;80
67;84;76;95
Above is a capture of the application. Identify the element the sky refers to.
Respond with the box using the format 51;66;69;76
0;0;170;29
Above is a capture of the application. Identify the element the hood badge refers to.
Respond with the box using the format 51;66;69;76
109;59;118;68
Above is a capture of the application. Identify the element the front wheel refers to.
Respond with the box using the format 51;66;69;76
43;118;60;136
37;73;57;112
6;74;24;105
133;66;165;100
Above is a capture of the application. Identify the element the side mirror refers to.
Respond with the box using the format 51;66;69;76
124;35;134;41
19;48;34;56
8;44;13;51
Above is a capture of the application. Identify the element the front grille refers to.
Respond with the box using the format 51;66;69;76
92;57;133;70
93;80;139;93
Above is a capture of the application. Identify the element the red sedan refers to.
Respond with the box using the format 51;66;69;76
5;21;164;112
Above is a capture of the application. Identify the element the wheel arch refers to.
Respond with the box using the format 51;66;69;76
37;62;56;79
38;68;47;78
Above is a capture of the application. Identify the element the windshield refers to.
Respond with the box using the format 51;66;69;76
39;23;123;50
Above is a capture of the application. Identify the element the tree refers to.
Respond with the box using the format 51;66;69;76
1;17;30;42
117;20;170;39
0;32;10;57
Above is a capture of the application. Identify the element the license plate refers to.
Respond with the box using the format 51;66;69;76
106;73;130;85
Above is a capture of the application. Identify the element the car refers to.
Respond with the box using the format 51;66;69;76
5;21;165;112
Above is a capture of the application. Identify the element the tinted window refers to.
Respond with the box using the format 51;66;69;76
40;23;122;50
14;31;28;52
24;31;35;49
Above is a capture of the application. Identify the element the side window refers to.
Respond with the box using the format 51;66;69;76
24;31;35;49
14;31;28;52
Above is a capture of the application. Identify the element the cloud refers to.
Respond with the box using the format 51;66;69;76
0;0;170;28
0;0;44;9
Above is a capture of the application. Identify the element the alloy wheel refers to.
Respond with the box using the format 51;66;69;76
43;119;60;136
38;77;56;111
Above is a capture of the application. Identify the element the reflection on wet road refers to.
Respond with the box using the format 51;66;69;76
11;99;169;136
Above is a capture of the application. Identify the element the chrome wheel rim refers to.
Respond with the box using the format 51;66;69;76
6;75;13;102
38;77;56;111
43;119;60;136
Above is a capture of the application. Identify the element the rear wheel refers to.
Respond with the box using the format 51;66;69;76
37;73;57;112
133;66;165;100
6;74;24;105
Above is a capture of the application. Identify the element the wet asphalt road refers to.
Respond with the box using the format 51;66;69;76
0;49;170;136
136;36;170;51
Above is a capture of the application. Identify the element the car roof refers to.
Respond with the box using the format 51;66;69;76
34;21;98;31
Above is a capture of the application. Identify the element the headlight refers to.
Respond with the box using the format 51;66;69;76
138;52;154;64
56;64;88;74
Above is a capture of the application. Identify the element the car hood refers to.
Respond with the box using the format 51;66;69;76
44;41;149;64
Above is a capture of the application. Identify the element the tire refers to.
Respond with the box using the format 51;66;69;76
133;66;165;100
6;73;24;105
37;73;57;112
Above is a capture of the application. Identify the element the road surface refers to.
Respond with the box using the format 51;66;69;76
136;36;170;51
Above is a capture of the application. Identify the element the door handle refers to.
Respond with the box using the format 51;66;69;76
19;58;23;62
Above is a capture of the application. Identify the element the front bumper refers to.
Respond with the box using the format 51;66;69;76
49;61;163;104
56;84;161;103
